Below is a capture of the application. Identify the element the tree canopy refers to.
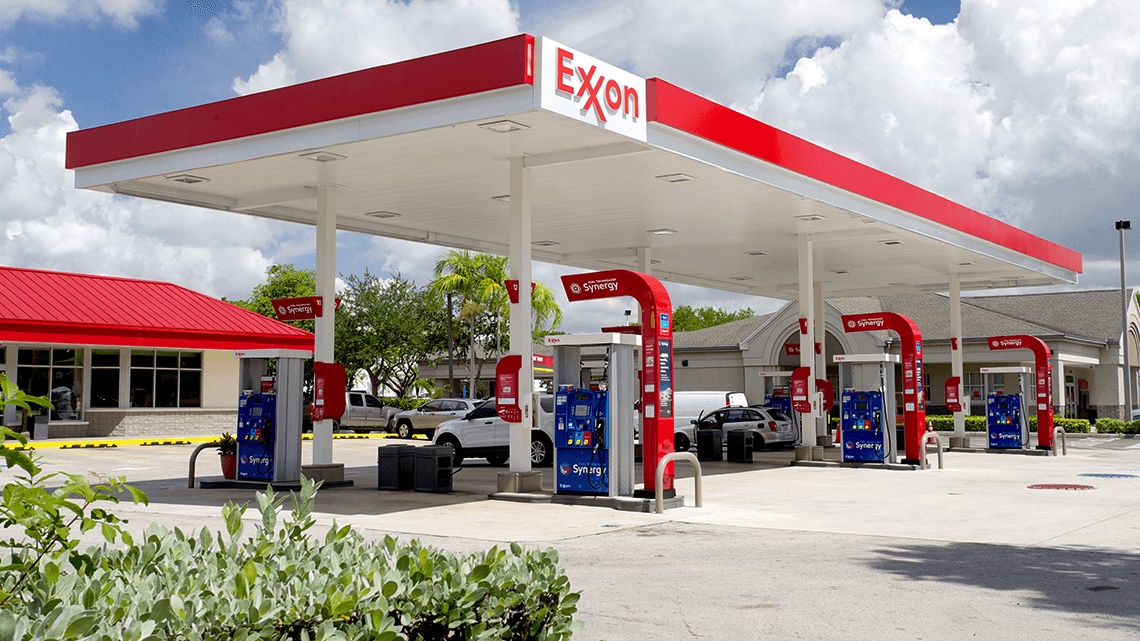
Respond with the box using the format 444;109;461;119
672;305;756;332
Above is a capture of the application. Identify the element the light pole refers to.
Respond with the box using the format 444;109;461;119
1117;220;1132;418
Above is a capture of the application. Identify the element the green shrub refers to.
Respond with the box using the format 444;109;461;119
1094;418;1140;434
380;397;430;411
925;414;1090;434
0;478;580;640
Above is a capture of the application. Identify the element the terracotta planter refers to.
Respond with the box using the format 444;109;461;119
220;453;237;480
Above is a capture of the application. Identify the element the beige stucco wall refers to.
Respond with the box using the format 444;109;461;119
201;350;239;408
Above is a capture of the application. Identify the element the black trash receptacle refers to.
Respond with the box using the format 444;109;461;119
727;429;753;463
696;429;723;461
377;445;415;491
896;425;906;450
414;445;454;493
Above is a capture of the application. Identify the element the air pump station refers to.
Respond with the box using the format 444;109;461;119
233;349;307;483
547;333;638;498
835;353;901;464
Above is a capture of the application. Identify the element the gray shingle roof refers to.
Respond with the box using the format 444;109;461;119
674;314;772;350
963;290;1121;342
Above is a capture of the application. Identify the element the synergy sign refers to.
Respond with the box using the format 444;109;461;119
536;37;647;142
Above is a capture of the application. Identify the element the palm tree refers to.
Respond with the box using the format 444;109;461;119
429;250;563;397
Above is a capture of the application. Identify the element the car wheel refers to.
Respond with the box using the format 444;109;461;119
752;434;765;451
396;421;413;439
486;452;508;466
331;420;340;434
531;433;553;467
674;433;691;452
437;436;463;467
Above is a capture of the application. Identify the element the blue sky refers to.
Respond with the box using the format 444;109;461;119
2;0;1136;334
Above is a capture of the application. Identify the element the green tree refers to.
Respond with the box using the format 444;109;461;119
428;251;562;398
335;272;447;397
230;264;317;333
672;305;756;332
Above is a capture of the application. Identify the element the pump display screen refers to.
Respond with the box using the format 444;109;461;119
573;405;590;417
251;407;262;417
855;402;868;411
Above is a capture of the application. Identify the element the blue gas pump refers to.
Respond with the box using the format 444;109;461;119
987;393;1025;449
554;385;609;495
764;392;793;416
237;391;276;481
840;390;889;462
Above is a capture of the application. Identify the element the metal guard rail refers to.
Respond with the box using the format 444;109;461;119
654;451;703;514
919;431;944;470
1053;427;1067;456
188;440;221;488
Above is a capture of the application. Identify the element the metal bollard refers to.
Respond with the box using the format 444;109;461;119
1052;427;1067;456
655;451;703;514
188;441;221;488
919;431;944;470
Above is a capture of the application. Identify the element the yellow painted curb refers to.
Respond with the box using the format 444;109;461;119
8;432;427;451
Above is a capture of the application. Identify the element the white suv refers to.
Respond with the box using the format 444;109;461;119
432;395;555;467
692;405;796;449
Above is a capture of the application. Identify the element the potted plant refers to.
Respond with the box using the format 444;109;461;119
217;432;237;480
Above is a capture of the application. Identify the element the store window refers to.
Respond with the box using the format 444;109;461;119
130;350;201;408
17;348;83;420
90;349;120;408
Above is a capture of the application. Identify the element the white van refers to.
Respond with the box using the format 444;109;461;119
672;390;748;451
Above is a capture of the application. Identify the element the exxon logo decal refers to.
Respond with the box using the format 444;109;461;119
555;48;640;123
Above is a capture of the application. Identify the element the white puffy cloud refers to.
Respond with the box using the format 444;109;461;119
233;0;520;95
0;76;299;299
0;0;162;30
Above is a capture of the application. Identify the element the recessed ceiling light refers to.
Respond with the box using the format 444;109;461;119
889;282;909;287
655;173;695;183
364;211;401;219
957;261;975;266
832;269;851;275
745;250;767;256
795;214;826;222
731;276;753;281
650;259;661;265
532;240;560;247
878;239;905;246
648;228;677;235
491;194;511;203
299;151;346;162
478;120;529;133
165;174;210;184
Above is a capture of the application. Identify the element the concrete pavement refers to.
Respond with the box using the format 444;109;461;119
13;435;1140;640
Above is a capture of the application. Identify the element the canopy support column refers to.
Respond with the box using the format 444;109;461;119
507;156;535;476
814;284;827;444
949;274;967;446
312;184;337;467
796;234;818;458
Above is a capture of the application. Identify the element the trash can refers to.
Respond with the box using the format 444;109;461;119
696;429;722;461
726;429;753;463
32;414;49;441
377;445;415;491
414;445;454;493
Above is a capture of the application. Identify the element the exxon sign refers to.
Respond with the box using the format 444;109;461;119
537;37;647;142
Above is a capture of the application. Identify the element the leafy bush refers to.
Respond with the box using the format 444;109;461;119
925;414;1091;434
1093;418;1140;434
0;478;580;640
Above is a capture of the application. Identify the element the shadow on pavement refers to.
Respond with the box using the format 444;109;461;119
867;541;1140;633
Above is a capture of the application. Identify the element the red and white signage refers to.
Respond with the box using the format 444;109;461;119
537;37;647;142
272;296;341;321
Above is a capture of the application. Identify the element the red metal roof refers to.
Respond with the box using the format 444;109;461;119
0;266;314;351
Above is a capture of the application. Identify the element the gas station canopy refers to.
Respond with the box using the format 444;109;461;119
66;34;1081;297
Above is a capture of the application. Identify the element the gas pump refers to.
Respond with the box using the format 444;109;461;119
834;354;900;464
546;333;637;498
981;366;1031;450
233;349;308;483
758;371;800;443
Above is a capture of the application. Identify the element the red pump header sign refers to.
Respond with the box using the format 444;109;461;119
562;269;674;492
988;335;1055;449
842;312;926;464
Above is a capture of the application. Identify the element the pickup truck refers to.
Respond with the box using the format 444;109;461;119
305;391;401;433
